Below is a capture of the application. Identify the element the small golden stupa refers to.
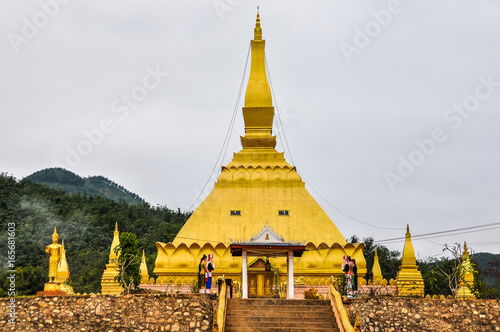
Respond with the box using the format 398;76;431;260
371;250;387;285
396;224;424;296
101;223;123;295
456;242;475;298
56;240;74;295
140;250;150;284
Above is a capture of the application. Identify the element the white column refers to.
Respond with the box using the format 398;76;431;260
242;250;248;299
287;250;294;299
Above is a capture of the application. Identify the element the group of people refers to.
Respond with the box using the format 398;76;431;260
342;255;358;298
198;254;215;293
198;253;358;297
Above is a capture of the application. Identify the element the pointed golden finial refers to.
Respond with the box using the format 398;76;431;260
354;311;361;331
463;241;470;260
254;7;262;41
142;250;146;259
54;226;58;235
115;222;118;232
406;223;410;234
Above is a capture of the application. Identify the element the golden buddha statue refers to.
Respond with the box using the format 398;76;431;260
41;227;64;293
46;227;62;282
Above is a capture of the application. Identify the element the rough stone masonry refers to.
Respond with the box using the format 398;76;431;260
348;297;500;332
0;293;216;332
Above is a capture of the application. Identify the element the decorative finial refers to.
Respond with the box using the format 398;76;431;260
142;250;146;258
115;222;118;232
254;9;262;40
463;241;470;259
54;226;58;235
406;224;410;233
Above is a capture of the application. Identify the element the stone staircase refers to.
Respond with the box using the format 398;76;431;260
224;298;340;332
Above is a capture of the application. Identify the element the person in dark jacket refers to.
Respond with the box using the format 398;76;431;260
352;259;358;296
198;254;207;292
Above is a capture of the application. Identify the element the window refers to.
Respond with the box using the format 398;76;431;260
230;210;241;216
278;210;289;216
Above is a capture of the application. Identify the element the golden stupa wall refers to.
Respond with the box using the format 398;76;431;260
153;13;367;288
155;241;365;286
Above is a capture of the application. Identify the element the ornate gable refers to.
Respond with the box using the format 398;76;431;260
230;221;306;245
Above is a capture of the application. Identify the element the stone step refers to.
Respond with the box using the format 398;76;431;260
227;304;332;310
227;299;331;306
226;316;335;324
227;306;333;313
225;298;340;332
225;328;339;332
226;320;337;329
227;309;335;319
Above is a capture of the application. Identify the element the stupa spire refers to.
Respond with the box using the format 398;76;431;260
244;10;272;108
254;8;262;40
402;223;416;265
109;223;120;261
241;10;276;149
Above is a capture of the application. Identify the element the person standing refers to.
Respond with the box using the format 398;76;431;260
205;254;215;294
342;255;352;297
198;254;207;293
352;259;358;296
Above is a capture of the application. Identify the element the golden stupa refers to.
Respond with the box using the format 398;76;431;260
154;12;366;291
56;240;75;295
371;250;387;285
456;242;475;298
101;223;123;295
396;224;424;296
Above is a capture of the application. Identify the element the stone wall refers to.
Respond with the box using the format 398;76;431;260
348;297;500;332
0;293;216;332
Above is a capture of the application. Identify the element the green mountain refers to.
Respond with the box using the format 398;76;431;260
0;172;190;295
26;168;145;205
472;252;500;290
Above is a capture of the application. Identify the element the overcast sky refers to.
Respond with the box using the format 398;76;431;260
1;1;499;258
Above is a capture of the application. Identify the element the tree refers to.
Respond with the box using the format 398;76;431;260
349;235;400;283
470;270;500;299
418;257;454;296
113;232;141;294
432;243;474;297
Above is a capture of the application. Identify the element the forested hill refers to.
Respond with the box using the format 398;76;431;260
0;173;190;295
26;168;145;205
473;252;500;290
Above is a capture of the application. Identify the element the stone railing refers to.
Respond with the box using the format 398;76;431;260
329;284;355;332
215;280;227;332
